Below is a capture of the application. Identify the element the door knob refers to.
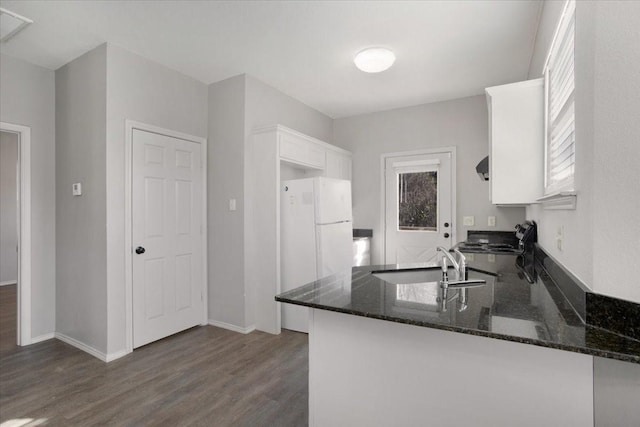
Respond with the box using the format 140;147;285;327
135;246;146;255
444;233;450;238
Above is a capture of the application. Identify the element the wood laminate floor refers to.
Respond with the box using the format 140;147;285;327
0;325;309;426
0;284;17;354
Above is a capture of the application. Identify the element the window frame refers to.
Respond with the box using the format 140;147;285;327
543;0;576;196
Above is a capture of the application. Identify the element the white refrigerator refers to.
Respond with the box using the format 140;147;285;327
281;177;353;333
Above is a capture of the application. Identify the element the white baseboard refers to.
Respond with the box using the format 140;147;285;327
31;332;55;344
208;319;256;334
105;349;129;362
55;333;130;363
0;280;17;286
55;332;108;362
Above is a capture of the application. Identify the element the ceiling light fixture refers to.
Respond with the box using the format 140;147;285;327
354;47;395;73
0;8;33;43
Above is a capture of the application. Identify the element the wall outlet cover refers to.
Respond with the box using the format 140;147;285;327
488;216;496;227
72;183;82;196
463;216;475;226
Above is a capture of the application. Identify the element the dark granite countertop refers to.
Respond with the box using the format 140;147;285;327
276;252;640;364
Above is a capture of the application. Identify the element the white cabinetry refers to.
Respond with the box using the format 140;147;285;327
248;125;352;334
485;78;544;205
324;148;352;181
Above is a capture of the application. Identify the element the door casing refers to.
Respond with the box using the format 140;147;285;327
380;147;457;265
124;120;208;354
0;122;31;346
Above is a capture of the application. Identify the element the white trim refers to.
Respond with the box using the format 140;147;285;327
124;120;208;354
0;280;17;286
55;332;108;362
54;333;128;362
30;332;55;344
537;191;577;210
1;122;31;347
105;349;129;363
253;124;352;156
379;147;457;265
208;320;256;334
542;0;575;74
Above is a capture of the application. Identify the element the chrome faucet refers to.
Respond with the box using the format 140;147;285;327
437;246;463;280
437;246;486;311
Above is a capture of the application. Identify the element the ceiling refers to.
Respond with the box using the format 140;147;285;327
0;0;542;118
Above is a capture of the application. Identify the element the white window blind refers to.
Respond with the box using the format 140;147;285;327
544;0;576;194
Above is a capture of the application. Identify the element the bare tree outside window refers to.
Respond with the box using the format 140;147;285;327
398;171;437;231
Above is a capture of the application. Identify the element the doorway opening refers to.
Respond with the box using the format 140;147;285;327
0;122;32;348
382;148;456;265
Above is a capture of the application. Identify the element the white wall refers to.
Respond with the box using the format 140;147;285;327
206;74;333;330
105;44;208;354
526;1;640;303
56;45;108;352
0;132;18;284
333;96;525;265
0;54;56;339
207;75;247;329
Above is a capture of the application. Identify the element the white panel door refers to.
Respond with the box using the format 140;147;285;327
384;152;453;265
132;129;203;348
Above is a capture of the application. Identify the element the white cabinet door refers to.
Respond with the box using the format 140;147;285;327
279;132;325;169
132;129;203;348
325;149;352;181
486;78;544;205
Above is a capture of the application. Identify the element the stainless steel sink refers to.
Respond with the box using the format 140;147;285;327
372;268;446;285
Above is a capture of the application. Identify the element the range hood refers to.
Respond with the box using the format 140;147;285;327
476;156;489;181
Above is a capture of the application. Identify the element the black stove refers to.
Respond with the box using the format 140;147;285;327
455;221;537;255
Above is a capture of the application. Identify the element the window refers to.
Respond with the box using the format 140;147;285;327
397;170;438;231
544;0;576;194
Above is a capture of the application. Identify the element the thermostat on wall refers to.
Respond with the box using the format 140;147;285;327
72;183;82;196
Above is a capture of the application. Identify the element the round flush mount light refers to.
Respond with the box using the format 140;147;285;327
354;47;395;73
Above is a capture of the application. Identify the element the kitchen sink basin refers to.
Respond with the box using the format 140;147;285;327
372;268;447;285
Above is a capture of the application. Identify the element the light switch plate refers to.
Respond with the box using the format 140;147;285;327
229;198;237;211
488;216;496;227
72;183;82;196
463;216;475;226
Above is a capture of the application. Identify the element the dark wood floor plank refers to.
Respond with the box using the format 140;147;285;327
0;325;308;426
0;284;17;354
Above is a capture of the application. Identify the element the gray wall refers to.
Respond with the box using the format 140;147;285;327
0;132;18;284
56;45;108;352
333;95;525;265
105;44;208;354
0;54;56;339
207;75;246;328
526;1;640;303
207;74;334;329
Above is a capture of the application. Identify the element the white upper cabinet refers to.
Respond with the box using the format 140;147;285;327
279;131;326;170
485;78;544;205
325;148;352;181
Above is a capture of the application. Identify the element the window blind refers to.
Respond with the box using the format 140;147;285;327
545;0;576;193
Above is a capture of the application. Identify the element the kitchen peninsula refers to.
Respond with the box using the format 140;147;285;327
276;249;640;426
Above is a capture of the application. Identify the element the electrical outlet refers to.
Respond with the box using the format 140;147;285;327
463;216;475;226
229;199;237;211
488;254;495;263
556;225;564;251
488;216;496;227
72;183;82;196
466;253;474;262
